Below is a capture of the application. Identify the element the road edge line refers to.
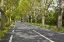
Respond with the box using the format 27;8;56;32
33;30;54;42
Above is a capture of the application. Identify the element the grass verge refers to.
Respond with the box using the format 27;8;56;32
0;22;14;40
26;23;64;33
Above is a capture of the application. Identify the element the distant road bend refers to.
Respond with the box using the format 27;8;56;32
0;21;64;42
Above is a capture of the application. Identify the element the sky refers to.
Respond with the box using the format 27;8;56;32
48;0;58;11
54;0;58;6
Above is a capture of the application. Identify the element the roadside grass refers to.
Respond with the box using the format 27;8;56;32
27;23;64;33
0;27;9;40
0;22;14;40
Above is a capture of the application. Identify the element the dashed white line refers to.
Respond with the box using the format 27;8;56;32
33;30;54;42
14;25;15;28
60;33;64;34
58;32;64;34
12;30;14;32
9;35;13;42
9;30;14;42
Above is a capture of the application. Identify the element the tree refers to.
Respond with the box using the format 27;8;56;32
42;0;53;26
57;0;64;28
0;0;5;29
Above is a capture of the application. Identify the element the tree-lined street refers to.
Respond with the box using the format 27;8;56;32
0;22;64;42
0;0;64;42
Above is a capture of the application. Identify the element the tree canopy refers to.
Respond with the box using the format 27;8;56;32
0;0;64;29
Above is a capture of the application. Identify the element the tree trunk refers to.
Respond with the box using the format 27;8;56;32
34;13;37;23
0;9;5;29
42;10;46;26
9;17;11;25
31;16;32;23
27;14;29;22
42;0;53;26
24;14;27;22
34;10;37;23
35;16;37;23
42;14;45;26
22;15;26;22
57;8;63;28
57;0;64;28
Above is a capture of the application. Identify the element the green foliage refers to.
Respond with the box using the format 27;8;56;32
0;0;64;39
0;30;5;39
0;0;19;39
28;23;64;33
0;22;14;39
0;27;10;39
45;11;57;25
18;0;30;15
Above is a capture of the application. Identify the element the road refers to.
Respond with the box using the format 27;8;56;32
0;21;64;42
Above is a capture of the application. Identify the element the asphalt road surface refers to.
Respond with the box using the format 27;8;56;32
0;21;64;42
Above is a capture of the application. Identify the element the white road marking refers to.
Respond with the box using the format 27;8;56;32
12;30;14;32
9;30;14;42
9;35;13;42
18;21;21;22
58;32;64;34
33;30;54;42
14;25;15;28
61;33;64;34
